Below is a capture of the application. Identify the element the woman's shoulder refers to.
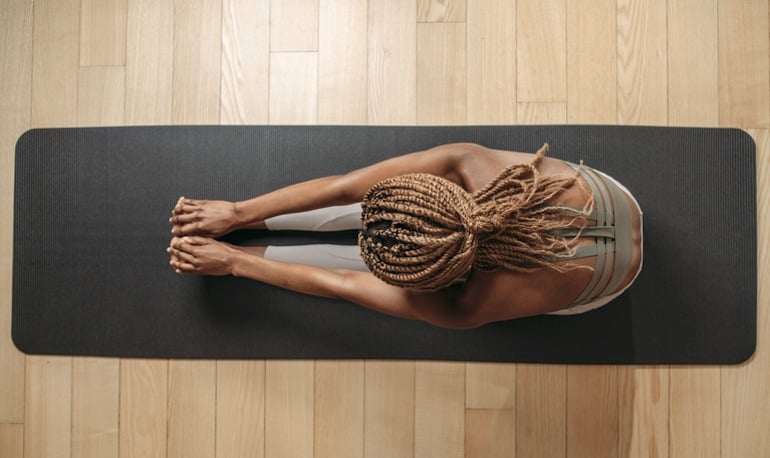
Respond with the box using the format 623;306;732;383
449;144;579;193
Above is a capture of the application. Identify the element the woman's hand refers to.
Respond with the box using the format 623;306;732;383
167;236;240;276
170;197;240;238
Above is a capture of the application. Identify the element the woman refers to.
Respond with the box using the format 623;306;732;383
167;143;643;329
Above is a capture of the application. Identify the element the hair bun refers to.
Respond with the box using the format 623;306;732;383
359;146;585;290
465;209;504;239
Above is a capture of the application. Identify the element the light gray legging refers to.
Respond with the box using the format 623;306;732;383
263;203;367;271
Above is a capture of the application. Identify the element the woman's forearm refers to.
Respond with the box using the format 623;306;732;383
232;175;350;229
231;144;471;230
230;248;350;299
227;248;476;329
169;235;477;328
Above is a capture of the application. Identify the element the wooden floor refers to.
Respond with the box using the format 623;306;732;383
1;0;769;457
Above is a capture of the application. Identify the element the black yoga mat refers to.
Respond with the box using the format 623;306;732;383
12;125;757;364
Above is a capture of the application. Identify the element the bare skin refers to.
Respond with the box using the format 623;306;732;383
167;143;643;329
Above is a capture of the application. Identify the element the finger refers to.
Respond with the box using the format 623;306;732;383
174;222;201;236
169;212;198;225
172;236;208;252
173;203;199;215
173;199;186;214
173;198;200;214
170;237;190;252
183;235;209;245
167;247;196;264
178;260;198;272
170;259;198;273
168;252;184;272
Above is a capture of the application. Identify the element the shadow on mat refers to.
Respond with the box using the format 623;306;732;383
196;274;637;363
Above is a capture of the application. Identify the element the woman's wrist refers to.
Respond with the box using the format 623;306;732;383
232;200;261;229
228;249;249;278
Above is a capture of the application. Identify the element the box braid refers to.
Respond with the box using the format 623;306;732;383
358;144;592;291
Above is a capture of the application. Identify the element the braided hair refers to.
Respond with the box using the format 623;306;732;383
358;144;592;291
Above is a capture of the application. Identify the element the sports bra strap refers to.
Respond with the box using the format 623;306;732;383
538;162;638;308
571;167;615;304
553;225;615;241
598;170;634;296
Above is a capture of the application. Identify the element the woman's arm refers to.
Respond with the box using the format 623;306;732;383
231;143;482;227
171;142;500;237
168;236;480;329
236;256;478;330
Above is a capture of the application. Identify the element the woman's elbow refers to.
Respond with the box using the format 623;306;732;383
325;175;359;205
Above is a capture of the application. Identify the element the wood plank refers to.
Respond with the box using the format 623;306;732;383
616;2;670;456
418;0;466;22
0;0;32;425
515;103;568;458
318;0;368;124
718;0;770;127
364;361;415;458
517;0;566;102
722;129;770;458
172;0;222;124
617;0;668;124
314;361;364;458
78;66;125;126
80;0;127;66
416;22;466;124
467;0;517;124
25;356;72;458
269;52;318;124
670;367;720;458
667;0;718;126
119;359;168;458
265;361;314;458
618;367;669;458
125;0;173;124
465;363;515;409
72;358;120;458
216;361;265;458
31;0;80;127
415;362;465;458
566;367;618;458
367;0;417;124
465;409;515;458
667;4;721;457
26;4;78;454
0;423;24;458
167;361;216;458
270;0;319;52
221;0;269;124
516;365;566;458
566;0;616;123
517;102;567;124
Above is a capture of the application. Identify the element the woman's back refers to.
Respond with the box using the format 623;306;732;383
448;145;643;322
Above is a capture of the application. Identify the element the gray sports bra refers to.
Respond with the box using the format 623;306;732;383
556;164;638;306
